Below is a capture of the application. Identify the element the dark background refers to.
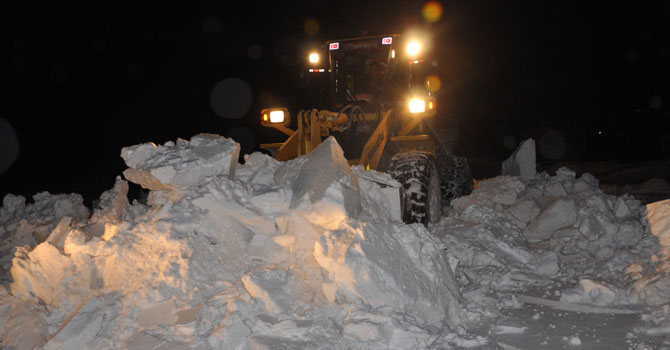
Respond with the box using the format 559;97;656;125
3;1;670;204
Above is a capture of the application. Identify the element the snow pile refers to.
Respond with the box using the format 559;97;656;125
439;165;670;325
0;192;89;283
2;133;669;348
1;134;462;349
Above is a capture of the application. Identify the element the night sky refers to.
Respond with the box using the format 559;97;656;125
4;1;670;204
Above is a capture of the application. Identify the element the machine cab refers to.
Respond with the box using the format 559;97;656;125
307;35;434;114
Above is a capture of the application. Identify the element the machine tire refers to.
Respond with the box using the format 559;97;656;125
388;151;442;225
436;152;474;206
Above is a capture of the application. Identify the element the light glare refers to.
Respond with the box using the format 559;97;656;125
309;52;320;64
409;99;426;113
270;110;285;123
407;41;421;57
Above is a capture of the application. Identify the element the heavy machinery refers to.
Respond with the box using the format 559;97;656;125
260;33;473;224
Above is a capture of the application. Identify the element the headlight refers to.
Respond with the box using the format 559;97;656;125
309;52;320;64
408;98;426;113
406;96;436;117
269;110;285;123
261;107;291;126
406;40;422;57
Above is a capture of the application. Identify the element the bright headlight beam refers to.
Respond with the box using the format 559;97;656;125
409;99;426;113
407;41;422;57
269;110;285;123
309;52;320;64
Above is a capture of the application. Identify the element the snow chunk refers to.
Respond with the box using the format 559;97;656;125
121;133;240;191
241;269;306;314
89;176;130;224
136;299;178;326
645;199;670;249
313;222;461;328
275;136;361;228
560;279;618;306
506;198;541;227
351;165;402;222
10;243;68;305
1;301;48;349
523;198;577;242
452;176;525;210
501;138;536;181
208;319;250;350
45;297;105;349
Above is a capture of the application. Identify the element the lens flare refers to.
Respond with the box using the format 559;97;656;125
425;75;442;92
304;18;320;36
210;78;253;119
422;1;443;23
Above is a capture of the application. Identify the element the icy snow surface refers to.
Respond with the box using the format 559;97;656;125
1;134;669;349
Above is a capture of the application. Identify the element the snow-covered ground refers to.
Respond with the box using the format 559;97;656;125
0;134;668;349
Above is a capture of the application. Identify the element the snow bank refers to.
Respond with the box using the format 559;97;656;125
3;133;669;348
1;135;461;349
440;163;670;326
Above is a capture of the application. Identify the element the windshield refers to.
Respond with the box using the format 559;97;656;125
329;38;392;107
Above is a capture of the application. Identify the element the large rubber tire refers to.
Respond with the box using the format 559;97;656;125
436;150;474;206
388;151;442;225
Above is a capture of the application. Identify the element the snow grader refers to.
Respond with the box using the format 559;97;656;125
260;34;473;224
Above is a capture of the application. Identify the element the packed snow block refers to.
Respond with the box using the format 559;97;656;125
644;199;670;249
45;216;73;248
9;243;67;305
501;138;536;181
484;176;525;205
577;212;618;243
241;269;306;314
275;137;361;227
121;133;240;191
452;176;525;211
530;251;560;275
614;196;635;219
506;198;541;227
136;299;178;326
572;173;599;193
351;165;403;222
89;176;130;224
44;297;105;350
559;279;618;306
343;319;386;342
314;222;462;328
1;301;48;350
641;276;670;306
208;320;251;350
523;198;577;242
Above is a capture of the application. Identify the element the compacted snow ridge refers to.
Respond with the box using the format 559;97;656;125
0;134;669;349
